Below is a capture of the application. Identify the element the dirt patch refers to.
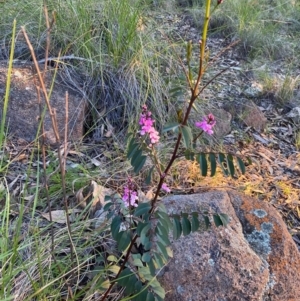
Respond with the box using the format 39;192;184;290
0;61;87;144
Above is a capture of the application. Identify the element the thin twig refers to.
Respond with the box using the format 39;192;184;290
38;84;54;254
43;4;50;75
197;66;230;97
64;91;69;162
100;234;139;300
207;39;240;68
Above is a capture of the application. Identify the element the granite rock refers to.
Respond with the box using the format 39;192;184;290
160;191;300;301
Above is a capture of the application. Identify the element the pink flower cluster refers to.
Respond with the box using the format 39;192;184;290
162;183;171;193
122;178;138;207
139;105;160;146
195;113;216;135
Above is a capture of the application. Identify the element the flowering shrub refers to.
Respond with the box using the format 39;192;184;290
122;178;138;207
139;105;160;146
100;1;249;300
195;113;216;135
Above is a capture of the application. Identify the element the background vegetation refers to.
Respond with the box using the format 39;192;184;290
0;0;299;300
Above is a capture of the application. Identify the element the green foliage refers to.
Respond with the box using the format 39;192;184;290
128;129;249;179
184;151;248;178
127;136;147;174
181;125;193;149
103;195;230;300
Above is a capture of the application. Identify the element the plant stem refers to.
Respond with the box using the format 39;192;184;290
151;0;212;209
100;234;138;301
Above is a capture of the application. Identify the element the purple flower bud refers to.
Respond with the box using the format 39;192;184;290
195;113;216;135
122;178;138;207
162;183;171;193
139;105;160;145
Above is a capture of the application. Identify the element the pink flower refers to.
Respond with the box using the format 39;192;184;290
122;179;138;207
139;105;160;145
195;114;216;135
161;183;171;193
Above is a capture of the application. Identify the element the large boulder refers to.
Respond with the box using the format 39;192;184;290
0;61;87;144
160;191;300;301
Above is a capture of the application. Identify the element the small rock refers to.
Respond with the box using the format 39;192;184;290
243;82;264;98
241;100;268;132
208;108;232;138
286;107;300;124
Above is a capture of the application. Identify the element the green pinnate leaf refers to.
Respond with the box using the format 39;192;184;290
142;252;152;263
104;195;111;202
125;275;138;295
134;202;151;217
144;240;152;251
172;215;182;240
181;125;193;149
197;153;208;176
213;214;223;227
134;287;148;301
140;223;151;245
156;211;172;230
148;258;157;276
145;166;155;184
157;241;169;261
132;254;145;267
107;255;118;262
117;268;133;286
133;155;147;174
103;201;113;211
153;252;165;269
191;212;200;232
127;138;140;160
156;230;171;247
131;148;142;165
181;215;191;236
219;213;230;226
203;215;211;229
116;231;131;251
111;216;122;240
150;278;165;299
156;202;168;213
209;153;217;176
126;132;134;143
146;292;155;301
163;122;180;133
165;246;173;258
136;222;149;236
236;156;246;174
134;280;143;293
184;149;195;161
226;154;235;177
156;222;169;238
218;153;229;176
